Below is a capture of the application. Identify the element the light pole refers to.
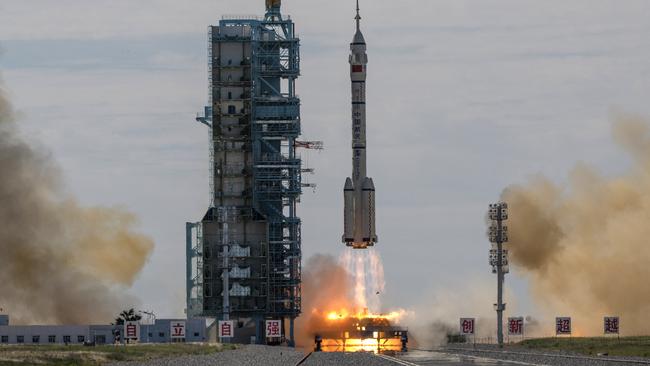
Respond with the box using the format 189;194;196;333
140;310;156;344
488;202;509;347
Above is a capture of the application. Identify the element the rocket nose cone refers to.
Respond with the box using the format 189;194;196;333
344;177;354;190
353;30;366;44
362;177;375;190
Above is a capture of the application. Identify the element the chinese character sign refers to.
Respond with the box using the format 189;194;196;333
219;321;235;339
460;318;475;335
170;321;186;339
124;321;140;341
508;317;524;336
265;320;282;338
604;317;620;335
556;317;571;335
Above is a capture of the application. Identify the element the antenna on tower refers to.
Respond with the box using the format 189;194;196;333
265;0;282;20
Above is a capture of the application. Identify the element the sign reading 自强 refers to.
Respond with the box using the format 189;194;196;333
265;320;282;338
556;317;571;335
508;317;524;336
460;318;475;335
604;317;620;335
170;321;186;339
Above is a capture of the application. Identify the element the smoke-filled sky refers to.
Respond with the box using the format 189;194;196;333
0;76;153;324
1;0;650;331
503;115;650;336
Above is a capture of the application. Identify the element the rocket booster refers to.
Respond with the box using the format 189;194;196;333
343;0;377;249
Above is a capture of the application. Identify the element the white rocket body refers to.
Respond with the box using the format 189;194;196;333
343;4;377;249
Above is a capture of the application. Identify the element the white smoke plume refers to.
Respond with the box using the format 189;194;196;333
340;248;386;312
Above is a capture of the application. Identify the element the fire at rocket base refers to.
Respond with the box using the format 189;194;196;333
343;0;377;249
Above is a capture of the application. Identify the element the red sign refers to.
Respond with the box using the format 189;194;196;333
508;317;524;335
219;321;234;338
604;317;619;334
460;318;475;335
126;324;137;337
556;317;571;335
170;321;186;339
124;321;140;341
265;320;282;338
352;65;363;73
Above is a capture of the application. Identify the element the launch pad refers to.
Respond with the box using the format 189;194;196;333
314;310;408;354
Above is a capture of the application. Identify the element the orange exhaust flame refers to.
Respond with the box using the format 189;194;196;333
325;309;407;322
316;308;408;353
296;254;410;350
320;338;403;353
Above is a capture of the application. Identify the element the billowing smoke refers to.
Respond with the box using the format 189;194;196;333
296;251;406;348
295;254;353;347
0;75;153;325
503;114;650;335
403;278;512;347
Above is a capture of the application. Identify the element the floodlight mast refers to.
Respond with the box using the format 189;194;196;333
488;202;509;347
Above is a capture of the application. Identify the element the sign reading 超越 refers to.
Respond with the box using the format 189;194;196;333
556;317;571;335
124;321;140;342
508;317;524;336
604;317;620;335
218;321;235;339
265;320;282;338
460;318;475;335
170;321;186;339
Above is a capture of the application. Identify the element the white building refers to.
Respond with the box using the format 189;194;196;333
0;316;207;345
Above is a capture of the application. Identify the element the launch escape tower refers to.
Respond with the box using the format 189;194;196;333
186;0;303;345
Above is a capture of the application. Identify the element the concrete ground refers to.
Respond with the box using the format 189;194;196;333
107;344;305;366
303;350;539;365
395;350;538;365
106;347;531;366
108;346;650;365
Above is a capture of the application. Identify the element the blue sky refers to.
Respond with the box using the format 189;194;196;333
1;0;649;326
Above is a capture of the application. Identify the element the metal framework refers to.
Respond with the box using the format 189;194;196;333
187;2;303;346
186;222;203;318
488;202;509;347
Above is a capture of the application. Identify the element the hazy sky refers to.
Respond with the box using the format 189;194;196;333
1;0;649;322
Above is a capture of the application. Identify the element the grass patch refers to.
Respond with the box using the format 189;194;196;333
519;336;650;358
0;343;237;365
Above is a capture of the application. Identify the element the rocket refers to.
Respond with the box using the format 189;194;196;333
343;0;377;249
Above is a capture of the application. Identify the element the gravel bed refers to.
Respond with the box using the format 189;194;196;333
302;352;397;366
441;344;650;366
107;344;305;366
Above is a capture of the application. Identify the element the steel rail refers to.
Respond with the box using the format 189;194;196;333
295;351;313;366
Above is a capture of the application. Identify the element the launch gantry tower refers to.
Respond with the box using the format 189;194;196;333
186;0;304;345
